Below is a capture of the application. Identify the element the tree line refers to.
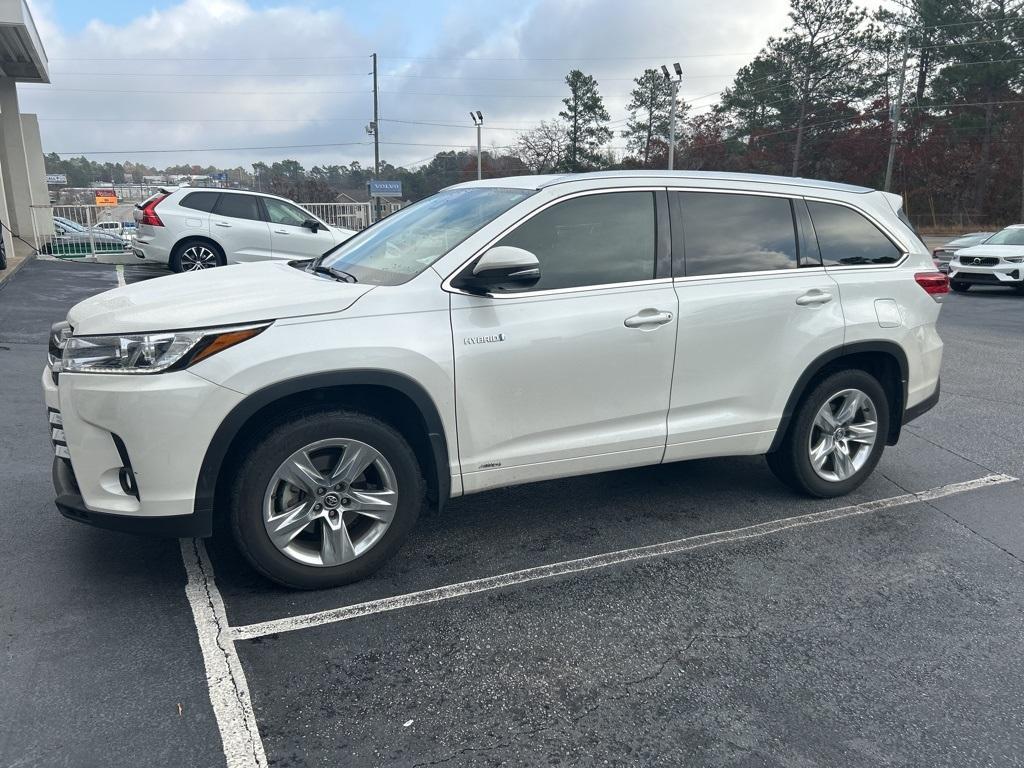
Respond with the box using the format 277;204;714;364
46;0;1024;228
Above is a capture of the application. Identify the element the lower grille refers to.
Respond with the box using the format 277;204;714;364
957;272;1001;283
48;408;70;459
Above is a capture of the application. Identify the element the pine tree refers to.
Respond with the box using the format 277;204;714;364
559;70;613;171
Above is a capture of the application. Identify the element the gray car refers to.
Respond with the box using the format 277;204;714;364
932;232;993;272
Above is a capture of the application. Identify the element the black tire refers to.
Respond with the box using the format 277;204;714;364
949;280;970;293
169;238;225;272
230;409;425;589
766;369;890;498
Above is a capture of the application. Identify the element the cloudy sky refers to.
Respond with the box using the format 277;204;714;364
20;0;797;170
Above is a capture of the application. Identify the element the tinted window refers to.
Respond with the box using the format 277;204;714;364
322;188;534;286
180;191;219;212
678;192;798;275
214;193;262;221
265;198;311;227
495;191;656;291
808;202;902;265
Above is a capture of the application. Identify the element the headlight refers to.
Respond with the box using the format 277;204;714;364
1005;256;1023;263
62;323;268;374
49;321;73;371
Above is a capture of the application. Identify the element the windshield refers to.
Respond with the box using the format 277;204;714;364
320;187;535;285
980;227;1024;246
55;217;86;232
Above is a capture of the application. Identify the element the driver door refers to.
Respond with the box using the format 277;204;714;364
450;189;678;494
264;197;336;260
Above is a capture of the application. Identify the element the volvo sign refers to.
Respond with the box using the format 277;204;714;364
368;180;402;198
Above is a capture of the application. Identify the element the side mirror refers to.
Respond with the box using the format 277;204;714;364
455;246;541;294
303;218;322;233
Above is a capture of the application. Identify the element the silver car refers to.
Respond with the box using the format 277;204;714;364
932;232;993;273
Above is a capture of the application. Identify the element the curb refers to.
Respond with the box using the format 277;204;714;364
0;252;35;290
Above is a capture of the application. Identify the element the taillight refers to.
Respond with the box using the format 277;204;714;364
915;271;949;299
139;193;168;226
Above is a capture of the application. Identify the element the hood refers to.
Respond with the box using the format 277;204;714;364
955;244;1024;258
68;261;373;335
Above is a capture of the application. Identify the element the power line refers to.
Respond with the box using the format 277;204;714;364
47;52;758;63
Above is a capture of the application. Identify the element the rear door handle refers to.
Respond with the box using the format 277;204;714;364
796;290;833;306
214;221;232;228
624;309;674;329
273;229;288;234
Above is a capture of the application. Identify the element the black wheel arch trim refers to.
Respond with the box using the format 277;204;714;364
768;340;910;453
193;370;452;534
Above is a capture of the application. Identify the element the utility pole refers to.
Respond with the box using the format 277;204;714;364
884;41;909;193
662;63;682;170
470;111;483;180
370;52;380;222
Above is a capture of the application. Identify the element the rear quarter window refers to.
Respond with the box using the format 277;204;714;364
807;201;902;266
180;191;220;213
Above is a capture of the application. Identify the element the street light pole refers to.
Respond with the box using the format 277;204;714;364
470;111;484;180
662;63;682;171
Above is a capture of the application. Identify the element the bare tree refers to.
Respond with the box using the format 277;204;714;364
516;120;569;173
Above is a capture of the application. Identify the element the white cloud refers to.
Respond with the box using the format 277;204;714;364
20;0;791;169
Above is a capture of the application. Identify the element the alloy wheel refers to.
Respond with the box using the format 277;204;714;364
180;245;218;270
262;438;398;567
807;388;878;482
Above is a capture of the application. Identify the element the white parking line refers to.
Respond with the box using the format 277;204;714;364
228;472;1016;642
180;539;268;768
115;264;126;287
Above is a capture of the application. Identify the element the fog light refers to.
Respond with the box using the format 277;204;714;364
118;467;138;497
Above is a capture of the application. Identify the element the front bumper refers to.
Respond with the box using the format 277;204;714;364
43;364;245;537
53;456;210;537
949;264;1023;284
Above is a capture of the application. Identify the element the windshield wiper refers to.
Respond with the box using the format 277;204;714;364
310;263;358;283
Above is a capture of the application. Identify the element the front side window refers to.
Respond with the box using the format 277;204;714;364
214;193;262;221
494;191;656;291
808;201;902;265
678;192;799;276
321;187;534;286
265;198;312;227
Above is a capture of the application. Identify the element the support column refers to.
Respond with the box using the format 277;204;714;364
0;78;35;236
21;113;51;236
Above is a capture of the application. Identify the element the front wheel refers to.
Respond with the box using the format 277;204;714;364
230;409;425;589
949;280;970;293
766;370;889;498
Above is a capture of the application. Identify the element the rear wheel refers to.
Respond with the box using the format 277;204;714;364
767;369;889;498
949;280;970;293
170;239;224;272
230;409;424;589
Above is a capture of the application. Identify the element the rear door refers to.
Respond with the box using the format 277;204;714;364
264;197;337;260
210;193;272;263
665;190;846;461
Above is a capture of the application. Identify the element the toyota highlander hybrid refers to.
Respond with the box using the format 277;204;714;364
45;171;945;589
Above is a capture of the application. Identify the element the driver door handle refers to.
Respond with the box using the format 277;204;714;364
273;229;288;234
796;289;833;306
624;309;674;329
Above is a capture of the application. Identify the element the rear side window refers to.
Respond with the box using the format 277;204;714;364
807;202;902;265
677;192;798;275
214;193;263;221
180;191;219;212
495;191;656;291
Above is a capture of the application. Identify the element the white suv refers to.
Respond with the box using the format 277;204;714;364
947;224;1024;292
45;171;946;589
132;188;355;272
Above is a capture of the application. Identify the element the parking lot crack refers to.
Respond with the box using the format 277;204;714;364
881;473;1024;569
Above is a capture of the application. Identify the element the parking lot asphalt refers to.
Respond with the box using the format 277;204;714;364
1;258;1022;767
